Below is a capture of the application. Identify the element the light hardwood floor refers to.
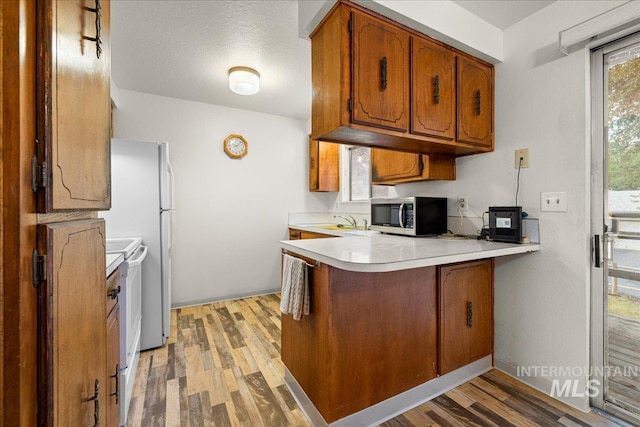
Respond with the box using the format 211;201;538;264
126;294;620;427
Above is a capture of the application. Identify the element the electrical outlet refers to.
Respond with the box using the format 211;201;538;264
515;148;529;168
457;196;469;213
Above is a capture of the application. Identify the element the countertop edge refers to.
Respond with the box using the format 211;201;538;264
107;253;125;277
280;240;540;273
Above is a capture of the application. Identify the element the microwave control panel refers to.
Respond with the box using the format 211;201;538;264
404;204;414;228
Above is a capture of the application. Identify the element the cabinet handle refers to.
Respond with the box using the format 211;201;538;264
85;379;100;427
107;285;121;300
110;364;120;404
474;89;481;115
433;75;440;104
380;56;388;90
467;301;473;328
83;0;103;59
594;234;601;268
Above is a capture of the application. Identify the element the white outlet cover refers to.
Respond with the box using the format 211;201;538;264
541;192;567;212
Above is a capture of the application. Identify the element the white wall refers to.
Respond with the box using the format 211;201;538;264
395;0;624;411
113;89;334;306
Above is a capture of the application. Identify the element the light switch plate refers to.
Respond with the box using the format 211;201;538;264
541;192;567;212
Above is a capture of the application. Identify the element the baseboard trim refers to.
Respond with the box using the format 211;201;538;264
285;355;493;427
171;288;281;309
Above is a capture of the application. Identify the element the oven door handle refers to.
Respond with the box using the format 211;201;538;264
399;203;405;228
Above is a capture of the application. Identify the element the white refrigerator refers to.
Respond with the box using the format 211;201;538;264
101;139;173;351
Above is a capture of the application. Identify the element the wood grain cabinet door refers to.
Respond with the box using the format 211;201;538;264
411;38;456;140
38;219;107;426
438;259;493;375
371;148;422;182
351;10;409;132
456;56;493;148
36;0;111;212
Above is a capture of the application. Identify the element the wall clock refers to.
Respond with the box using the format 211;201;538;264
223;134;248;159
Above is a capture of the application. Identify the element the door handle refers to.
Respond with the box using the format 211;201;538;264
594;234;601;268
85;379;100;427
398;203;405;229
380;56;388;90
467;301;473;328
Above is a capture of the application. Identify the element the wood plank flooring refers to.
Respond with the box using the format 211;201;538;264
126;294;621;427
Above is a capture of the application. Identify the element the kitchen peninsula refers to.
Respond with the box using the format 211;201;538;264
279;234;539;427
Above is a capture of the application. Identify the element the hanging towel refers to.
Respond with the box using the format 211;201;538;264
280;254;310;321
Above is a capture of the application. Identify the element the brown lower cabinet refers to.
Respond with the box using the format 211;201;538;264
106;270;121;427
288;228;335;240
438;259;494;375
281;255;493;423
282;259;437;423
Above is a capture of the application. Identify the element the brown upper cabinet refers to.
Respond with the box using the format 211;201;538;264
457;56;494;147
36;0;112;212
351;11;409;132
371;149;455;184
411;38;456;141
309;139;340;192
311;0;494;157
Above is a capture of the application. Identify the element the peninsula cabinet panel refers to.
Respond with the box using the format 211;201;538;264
36;0;111;212
411;37;456;140
457;56;494;148
309;139;339;192
37;219;107;426
371;148;455;184
281;260;437;423
438;259;494;375
351;10;409;132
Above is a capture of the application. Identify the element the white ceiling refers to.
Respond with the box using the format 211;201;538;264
111;1;554;121
451;0;555;30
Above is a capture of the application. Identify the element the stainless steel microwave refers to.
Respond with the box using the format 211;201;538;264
370;197;448;236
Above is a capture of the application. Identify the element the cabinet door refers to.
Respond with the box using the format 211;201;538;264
439;259;493;375
411;38;456;140
371;149;456;184
351;10;409;132
106;305;120;427
371;149;422;182
457;56;493;147
38;219;107;426
36;0;111;212
309;139;339;192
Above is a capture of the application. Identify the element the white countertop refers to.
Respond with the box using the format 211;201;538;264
289;223;374;237
280;234;540;272
107;253;124;277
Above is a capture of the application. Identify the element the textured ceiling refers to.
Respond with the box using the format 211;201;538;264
111;1;312;120
111;1;555;121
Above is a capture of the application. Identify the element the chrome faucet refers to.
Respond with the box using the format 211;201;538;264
334;215;358;229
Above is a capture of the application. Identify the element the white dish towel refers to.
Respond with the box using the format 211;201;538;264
280;254;310;321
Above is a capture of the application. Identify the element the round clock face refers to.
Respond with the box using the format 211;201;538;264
224;134;248;159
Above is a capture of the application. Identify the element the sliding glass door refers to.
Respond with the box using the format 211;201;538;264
591;33;640;424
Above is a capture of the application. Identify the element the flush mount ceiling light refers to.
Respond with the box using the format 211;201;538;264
228;66;260;95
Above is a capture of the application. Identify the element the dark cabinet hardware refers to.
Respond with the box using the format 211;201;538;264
110;364;120;404
82;0;103;58
467;301;473;327
433;75;440;104
85;379;100;427
380;56;388;90
474;89;481;115
107;285;121;300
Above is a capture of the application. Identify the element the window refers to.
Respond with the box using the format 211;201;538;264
340;146;395;202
